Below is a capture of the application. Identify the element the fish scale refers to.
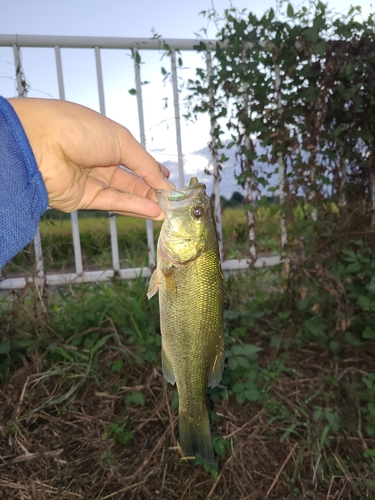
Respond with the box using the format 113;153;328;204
147;178;224;463
161;247;222;406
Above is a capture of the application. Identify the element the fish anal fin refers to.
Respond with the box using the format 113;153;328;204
147;269;160;299
162;345;176;385
207;339;225;388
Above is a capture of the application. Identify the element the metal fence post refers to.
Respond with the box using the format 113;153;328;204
55;45;84;275
133;47;156;267
12;44;46;283
206;51;223;260
170;50;185;190
95;46;121;272
275;66;288;250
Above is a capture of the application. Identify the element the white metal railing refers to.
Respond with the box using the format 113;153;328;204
0;34;281;290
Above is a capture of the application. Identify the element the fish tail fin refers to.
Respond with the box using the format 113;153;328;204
178;410;214;464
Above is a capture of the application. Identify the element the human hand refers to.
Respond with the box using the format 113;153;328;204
8;98;174;220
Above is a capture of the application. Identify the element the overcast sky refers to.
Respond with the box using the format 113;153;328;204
1;0;372;38
0;0;372;197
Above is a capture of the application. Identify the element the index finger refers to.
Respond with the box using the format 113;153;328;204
116;127;175;190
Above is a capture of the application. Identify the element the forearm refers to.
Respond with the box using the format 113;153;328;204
0;96;48;268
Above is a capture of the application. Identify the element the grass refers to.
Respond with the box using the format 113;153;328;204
3;211;162;275
1;260;375;498
3;206;284;276
2;202;323;276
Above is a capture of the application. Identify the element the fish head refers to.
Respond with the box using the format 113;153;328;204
156;178;213;264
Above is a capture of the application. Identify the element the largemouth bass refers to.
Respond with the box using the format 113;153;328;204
147;177;224;464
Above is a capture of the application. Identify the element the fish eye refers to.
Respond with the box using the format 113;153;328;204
192;205;205;219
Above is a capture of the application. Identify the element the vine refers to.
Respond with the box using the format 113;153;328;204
186;1;375;256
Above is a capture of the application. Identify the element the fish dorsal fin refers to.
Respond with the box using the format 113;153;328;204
162;345;176;385
207;336;225;388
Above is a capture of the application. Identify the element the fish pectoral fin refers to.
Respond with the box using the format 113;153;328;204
162;345;176;385
160;261;175;277
207;342;225;388
147;269;160;299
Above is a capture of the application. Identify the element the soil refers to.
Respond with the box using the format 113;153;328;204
1;342;374;500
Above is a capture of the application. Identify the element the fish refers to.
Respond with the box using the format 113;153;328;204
147;176;224;464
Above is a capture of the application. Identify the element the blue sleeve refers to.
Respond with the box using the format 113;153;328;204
0;96;48;268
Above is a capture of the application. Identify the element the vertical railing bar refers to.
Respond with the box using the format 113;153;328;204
70;212;83;274
55;46;83;275
133;47;155;267
95;46;106;116
240;48;257;263
32;229;44;278
12;45;27;97
13;44;45;279
54;46;66;100
275;66;288;250
133;48;146;147
206;51;223;260
95;46;120;272
170;50;185;189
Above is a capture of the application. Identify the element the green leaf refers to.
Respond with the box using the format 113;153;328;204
314;40;326;56
366;280;375;294
368;402;375;415
214;437;229;458
345;262;361;273
244;384;260;401
298;297;313;311
363;327;375;340
232;381;245;393
305;315;328;338
342;249;357;262
90;334;113;358
112;360;123;372
125;390;145;406
305;26;319;43
228;357;238;371
365;425;375;437
268;8;275;20
51;346;74;362
344;332;362;346
364;479;375;492
135;51;141;64
231;344;262;357
128;88;137;95
235;392;246;404
0;342;11;354
237;356;251;369
358;295;371;311
287;3;294;17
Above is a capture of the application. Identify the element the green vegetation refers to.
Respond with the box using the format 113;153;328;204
3;210;161;274
1;214;375;497
2;205;282;275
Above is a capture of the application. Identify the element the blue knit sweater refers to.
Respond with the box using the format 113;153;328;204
0;97;48;268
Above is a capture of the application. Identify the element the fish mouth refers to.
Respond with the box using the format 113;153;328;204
156;178;207;213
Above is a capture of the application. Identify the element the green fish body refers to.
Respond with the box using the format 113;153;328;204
147;177;224;463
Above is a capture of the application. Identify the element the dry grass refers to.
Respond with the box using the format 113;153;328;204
1;340;374;500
